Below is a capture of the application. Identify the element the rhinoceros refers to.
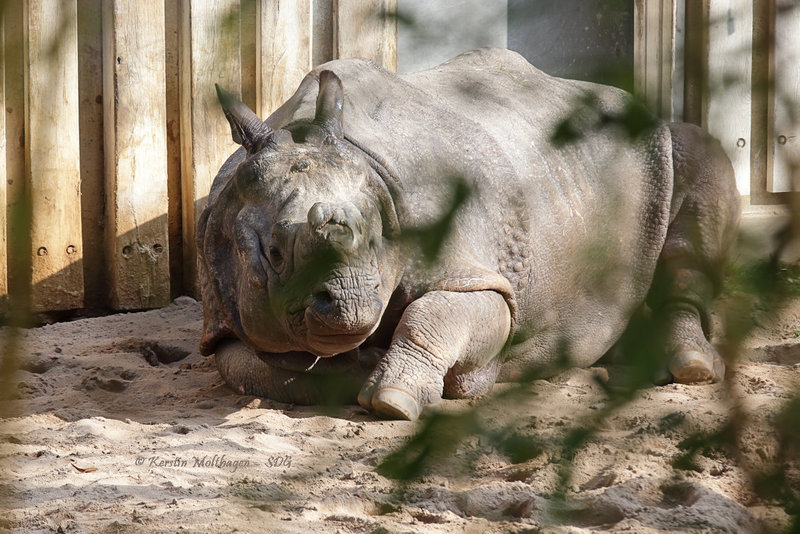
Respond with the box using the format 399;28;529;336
197;48;740;420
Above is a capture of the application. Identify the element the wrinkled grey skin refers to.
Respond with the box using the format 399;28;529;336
198;48;740;420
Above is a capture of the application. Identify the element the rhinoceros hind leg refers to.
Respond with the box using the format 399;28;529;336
443;359;500;398
647;123;740;385
214;339;362;404
215;339;275;397
661;307;725;384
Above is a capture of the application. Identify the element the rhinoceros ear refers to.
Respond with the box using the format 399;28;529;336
215;84;273;152
313;70;344;138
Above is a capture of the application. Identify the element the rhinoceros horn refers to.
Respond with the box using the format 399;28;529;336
313;70;344;139
215;84;274;153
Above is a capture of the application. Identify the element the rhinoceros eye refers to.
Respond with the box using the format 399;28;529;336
268;246;284;269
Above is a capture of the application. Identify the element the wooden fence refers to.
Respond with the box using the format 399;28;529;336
1;0;798;314
0;0;396;313
634;0;800;204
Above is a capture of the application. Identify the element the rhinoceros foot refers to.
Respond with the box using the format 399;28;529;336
356;368;432;421
663;309;725;385
670;350;722;384
366;386;422;421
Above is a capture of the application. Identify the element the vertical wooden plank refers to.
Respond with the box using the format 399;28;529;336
633;0;648;98
240;0;257;111
165;0;183;297
103;0;170;309
767;0;800;193
683;0;708;127
256;0;312;118
4;0;26;309
670;0;685;121
656;0;675;119
634;0;678;119
180;0;241;295
334;0;397;71
313;0;334;67
77;0;106;309
749;0;773;204
0;22;6;311
24;0;84;311
705;0;753;196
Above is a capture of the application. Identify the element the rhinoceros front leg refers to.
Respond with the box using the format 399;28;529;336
358;290;511;420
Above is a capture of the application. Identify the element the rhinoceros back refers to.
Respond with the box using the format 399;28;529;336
267;48;674;373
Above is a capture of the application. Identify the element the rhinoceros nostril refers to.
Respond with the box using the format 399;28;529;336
312;289;334;308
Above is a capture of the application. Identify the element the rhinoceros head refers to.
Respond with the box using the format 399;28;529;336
198;71;400;359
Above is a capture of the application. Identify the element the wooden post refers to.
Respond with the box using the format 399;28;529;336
180;0;241;295
103;0;171;309
767;0;800;193
165;0;183;297
0;23;6;311
24;0;84;311
77;0;107;309
333;0;397;71
5;0;25;301
313;0;334;67
705;0;753;196
634;0;680;120
256;0;312;118
683;0;708;127
240;0;258;111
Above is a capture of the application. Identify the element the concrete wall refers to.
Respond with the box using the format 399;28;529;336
398;0;634;88
397;0;508;74
507;0;633;86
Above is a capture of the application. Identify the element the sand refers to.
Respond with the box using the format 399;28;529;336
1;295;798;533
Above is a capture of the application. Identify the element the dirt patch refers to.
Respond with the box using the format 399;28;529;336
0;296;797;533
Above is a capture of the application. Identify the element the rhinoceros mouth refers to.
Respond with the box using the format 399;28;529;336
255;348;360;374
301;291;383;356
279;265;384;350
305;332;374;357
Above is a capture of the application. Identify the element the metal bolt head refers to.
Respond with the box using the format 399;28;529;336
66;245;77;255
736;138;746;148
778;135;788;145
37;247;47;256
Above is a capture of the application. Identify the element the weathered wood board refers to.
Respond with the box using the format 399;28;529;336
0;23;6;311
4;0;26;307
705;0;753;196
24;0;84;311
77;0;106;309
164;0;182;297
767;0;800;193
103;0;171;309
633;0;673;117
313;0;334;67
180;0;241;295
334;0;397;71
257;0;313;118
240;0;257;112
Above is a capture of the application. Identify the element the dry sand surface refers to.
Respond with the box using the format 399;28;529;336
1;296;798;533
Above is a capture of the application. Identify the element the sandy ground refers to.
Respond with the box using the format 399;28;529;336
1;294;798;533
